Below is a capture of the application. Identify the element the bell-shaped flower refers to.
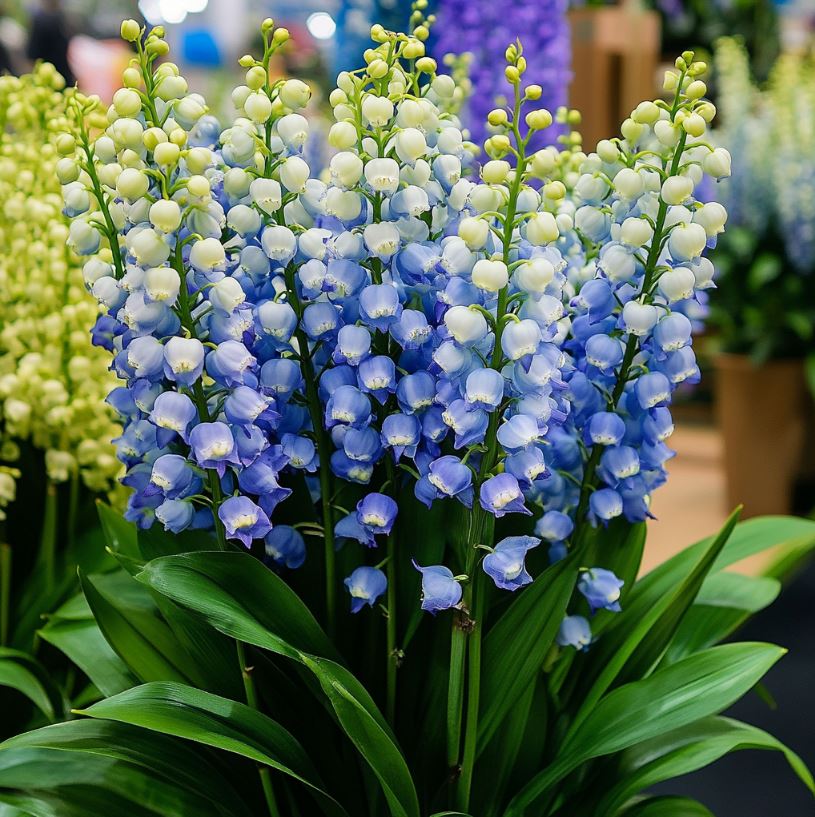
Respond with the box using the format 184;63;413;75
413;561;462;613
483;535;539;591
345;566;387;613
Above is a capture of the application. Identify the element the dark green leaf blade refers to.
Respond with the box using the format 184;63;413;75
478;556;578;751
137;552;420;817
597;715;813;815
0;649;64;722
504;642;785;816
0;720;252;817
619;796;714;817
77;682;348;817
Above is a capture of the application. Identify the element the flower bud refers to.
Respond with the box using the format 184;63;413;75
681;112;706;137
487;108;508;127
187;174;211;198
279;78;311;109
529;149;556;177
632;100;660;125
543;180;566;200
482;160;510;184
525;109;553;130
525;211;559;245
685;80;706;100
458;216;489;250
702;147;731;180
112;88;141;117
620;118;645;143
619;217;653;248
361;95;394;127
116;167;149;200
154;141;180;166
592;139;616;163
329;121;357;150
120;19;141;42
330;152;364;188
661;175;693;206
245;65;267;90
472;259;509;291
279;156;310;192
149;199;182;232
245;91;273;123
654;119;679;147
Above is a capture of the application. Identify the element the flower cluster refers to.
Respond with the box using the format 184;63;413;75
61;14;726;645
432;0;570;150
0;64;121;499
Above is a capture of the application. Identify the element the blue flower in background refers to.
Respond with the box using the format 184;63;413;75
556;615;592;651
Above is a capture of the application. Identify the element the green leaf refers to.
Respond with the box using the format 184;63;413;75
77;682;348;817
37;617;136;698
96;502;140;560
137;552;420;817
0;649;64;722
568;511;740;731
597;716;813;815
137;551;338;660
301;654;419;817
0;720;252;817
618;796;714;817
504;642;785;816
747;253;781;291
663;573;781;664
477;556;578;752
805;352;815;402
79;571;192;684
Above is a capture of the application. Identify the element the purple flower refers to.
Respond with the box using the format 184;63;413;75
218;496;271;547
479;473;531;517
188;422;241;476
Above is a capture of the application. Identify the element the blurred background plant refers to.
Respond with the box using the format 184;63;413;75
0;61;122;738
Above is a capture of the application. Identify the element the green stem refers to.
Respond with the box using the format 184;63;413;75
384;457;399;726
40;482;58;596
0;543;10;646
446;620;467;775
237;641;281;817
385;526;398;725
447;80;527;803
455;565;487;812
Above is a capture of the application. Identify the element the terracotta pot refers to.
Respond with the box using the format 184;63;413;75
715;354;808;518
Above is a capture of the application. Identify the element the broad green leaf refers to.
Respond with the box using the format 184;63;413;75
302;654;420;817
642;517;815;589
477;556;577;752
503;642;784;816
137;551;337;660
79;571;191;684
96;502;140;559
0;649;64;722
137;552;420;817
78;682;348;817
568;509;740;722
37;617;136;698
597;716;813;815
663;573;781;664
618;796;714;817
0;720;252;817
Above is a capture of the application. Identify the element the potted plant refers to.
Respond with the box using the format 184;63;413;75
709;38;815;516
0;12;811;816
